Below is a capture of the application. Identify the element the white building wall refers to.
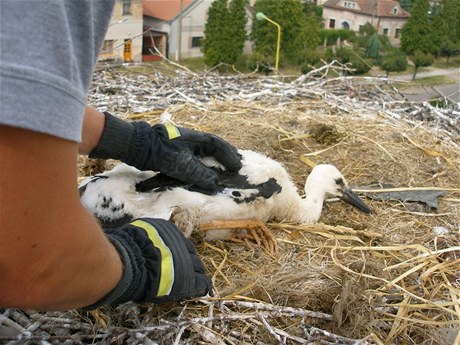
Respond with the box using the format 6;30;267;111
376;17;406;45
102;0;144;62
322;7;406;45
104;19;143;62
169;0;253;60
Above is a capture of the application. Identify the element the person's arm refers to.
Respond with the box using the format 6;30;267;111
79;106;105;155
0;125;122;310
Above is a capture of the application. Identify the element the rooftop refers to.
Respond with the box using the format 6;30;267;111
323;0;409;17
143;0;194;20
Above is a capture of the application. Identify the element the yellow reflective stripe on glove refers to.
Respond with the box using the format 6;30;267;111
131;219;174;296
165;123;181;139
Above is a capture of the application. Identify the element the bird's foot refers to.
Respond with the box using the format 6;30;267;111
199;219;278;254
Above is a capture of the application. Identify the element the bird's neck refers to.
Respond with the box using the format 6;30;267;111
296;189;326;224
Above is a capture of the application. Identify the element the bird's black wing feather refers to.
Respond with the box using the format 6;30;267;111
135;168;282;202
135;174;190;193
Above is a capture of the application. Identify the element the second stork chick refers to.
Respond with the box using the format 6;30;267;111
79;149;371;253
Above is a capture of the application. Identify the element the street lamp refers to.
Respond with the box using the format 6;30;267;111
256;12;281;72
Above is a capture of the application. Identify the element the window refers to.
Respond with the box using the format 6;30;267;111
393;7;398;14
191;36;203;48
122;0;131;15
395;28;401;38
100;40;114;55
342;21;350;30
383;28;389;36
343;1;355;8
329;19;335;29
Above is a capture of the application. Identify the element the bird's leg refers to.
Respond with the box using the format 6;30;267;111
199;219;278;253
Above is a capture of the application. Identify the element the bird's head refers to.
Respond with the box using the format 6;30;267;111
305;164;372;214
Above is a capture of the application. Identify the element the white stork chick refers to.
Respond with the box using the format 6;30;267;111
79;149;371;253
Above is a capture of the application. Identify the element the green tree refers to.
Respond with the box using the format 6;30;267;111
355;22;377;49
429;4;445;56
440;41;460;65
202;0;230;66
252;0;321;66
430;0;460;59
365;33;382;58
381;50;408;76
410;50;434;79
439;0;460;44
401;0;434;54
228;0;248;63
359;22;377;37
398;0;412;11
304;0;323;19
202;0;247;67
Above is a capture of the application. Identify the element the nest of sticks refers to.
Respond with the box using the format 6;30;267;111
2;61;459;345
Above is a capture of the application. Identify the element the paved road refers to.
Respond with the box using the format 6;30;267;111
387;67;460;102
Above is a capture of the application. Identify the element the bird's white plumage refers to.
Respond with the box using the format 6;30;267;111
79;149;356;237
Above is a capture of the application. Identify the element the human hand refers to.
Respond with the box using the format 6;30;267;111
89;112;242;193
85;218;212;308
126;122;242;192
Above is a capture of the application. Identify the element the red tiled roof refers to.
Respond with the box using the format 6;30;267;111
323;0;409;17
143;0;193;21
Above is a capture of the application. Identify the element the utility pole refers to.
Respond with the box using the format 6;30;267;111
178;0;183;62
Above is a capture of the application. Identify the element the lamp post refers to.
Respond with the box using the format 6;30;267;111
256;12;281;72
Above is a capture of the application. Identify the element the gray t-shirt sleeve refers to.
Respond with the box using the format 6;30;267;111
0;0;114;142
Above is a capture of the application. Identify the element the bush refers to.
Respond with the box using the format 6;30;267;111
349;55;372;74
335;47;353;63
319;29;355;46
380;50;408;75
358;23;376;37
355;23;377;48
365;33;382;58
324;48;335;62
299;50;328;74
440;41;460;64
336;48;371;75
247;52;274;74
429;98;452;108
410;50;434;79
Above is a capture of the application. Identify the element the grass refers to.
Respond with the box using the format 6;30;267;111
180;55;304;76
412;75;455;86
112;61;175;75
180;57;207;72
105;51;460;83
432;55;460;69
395;74;455;89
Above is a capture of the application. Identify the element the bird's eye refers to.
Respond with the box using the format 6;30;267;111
334;178;344;186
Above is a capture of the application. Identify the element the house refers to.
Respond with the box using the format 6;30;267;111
322;0;409;45
142;0;253;61
101;0;254;63
142;0;197;61
100;0;144;62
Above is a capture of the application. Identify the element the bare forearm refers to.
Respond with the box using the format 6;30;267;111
79;106;105;155
0;126;122;310
6;206;123;311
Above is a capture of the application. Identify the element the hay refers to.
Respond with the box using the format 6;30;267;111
2;62;459;344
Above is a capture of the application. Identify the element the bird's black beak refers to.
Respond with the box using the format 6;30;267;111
340;189;372;214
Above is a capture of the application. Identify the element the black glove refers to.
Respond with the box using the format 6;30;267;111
83;218;212;309
89;112;242;192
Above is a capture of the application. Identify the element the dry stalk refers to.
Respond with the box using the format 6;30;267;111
3;61;459;345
